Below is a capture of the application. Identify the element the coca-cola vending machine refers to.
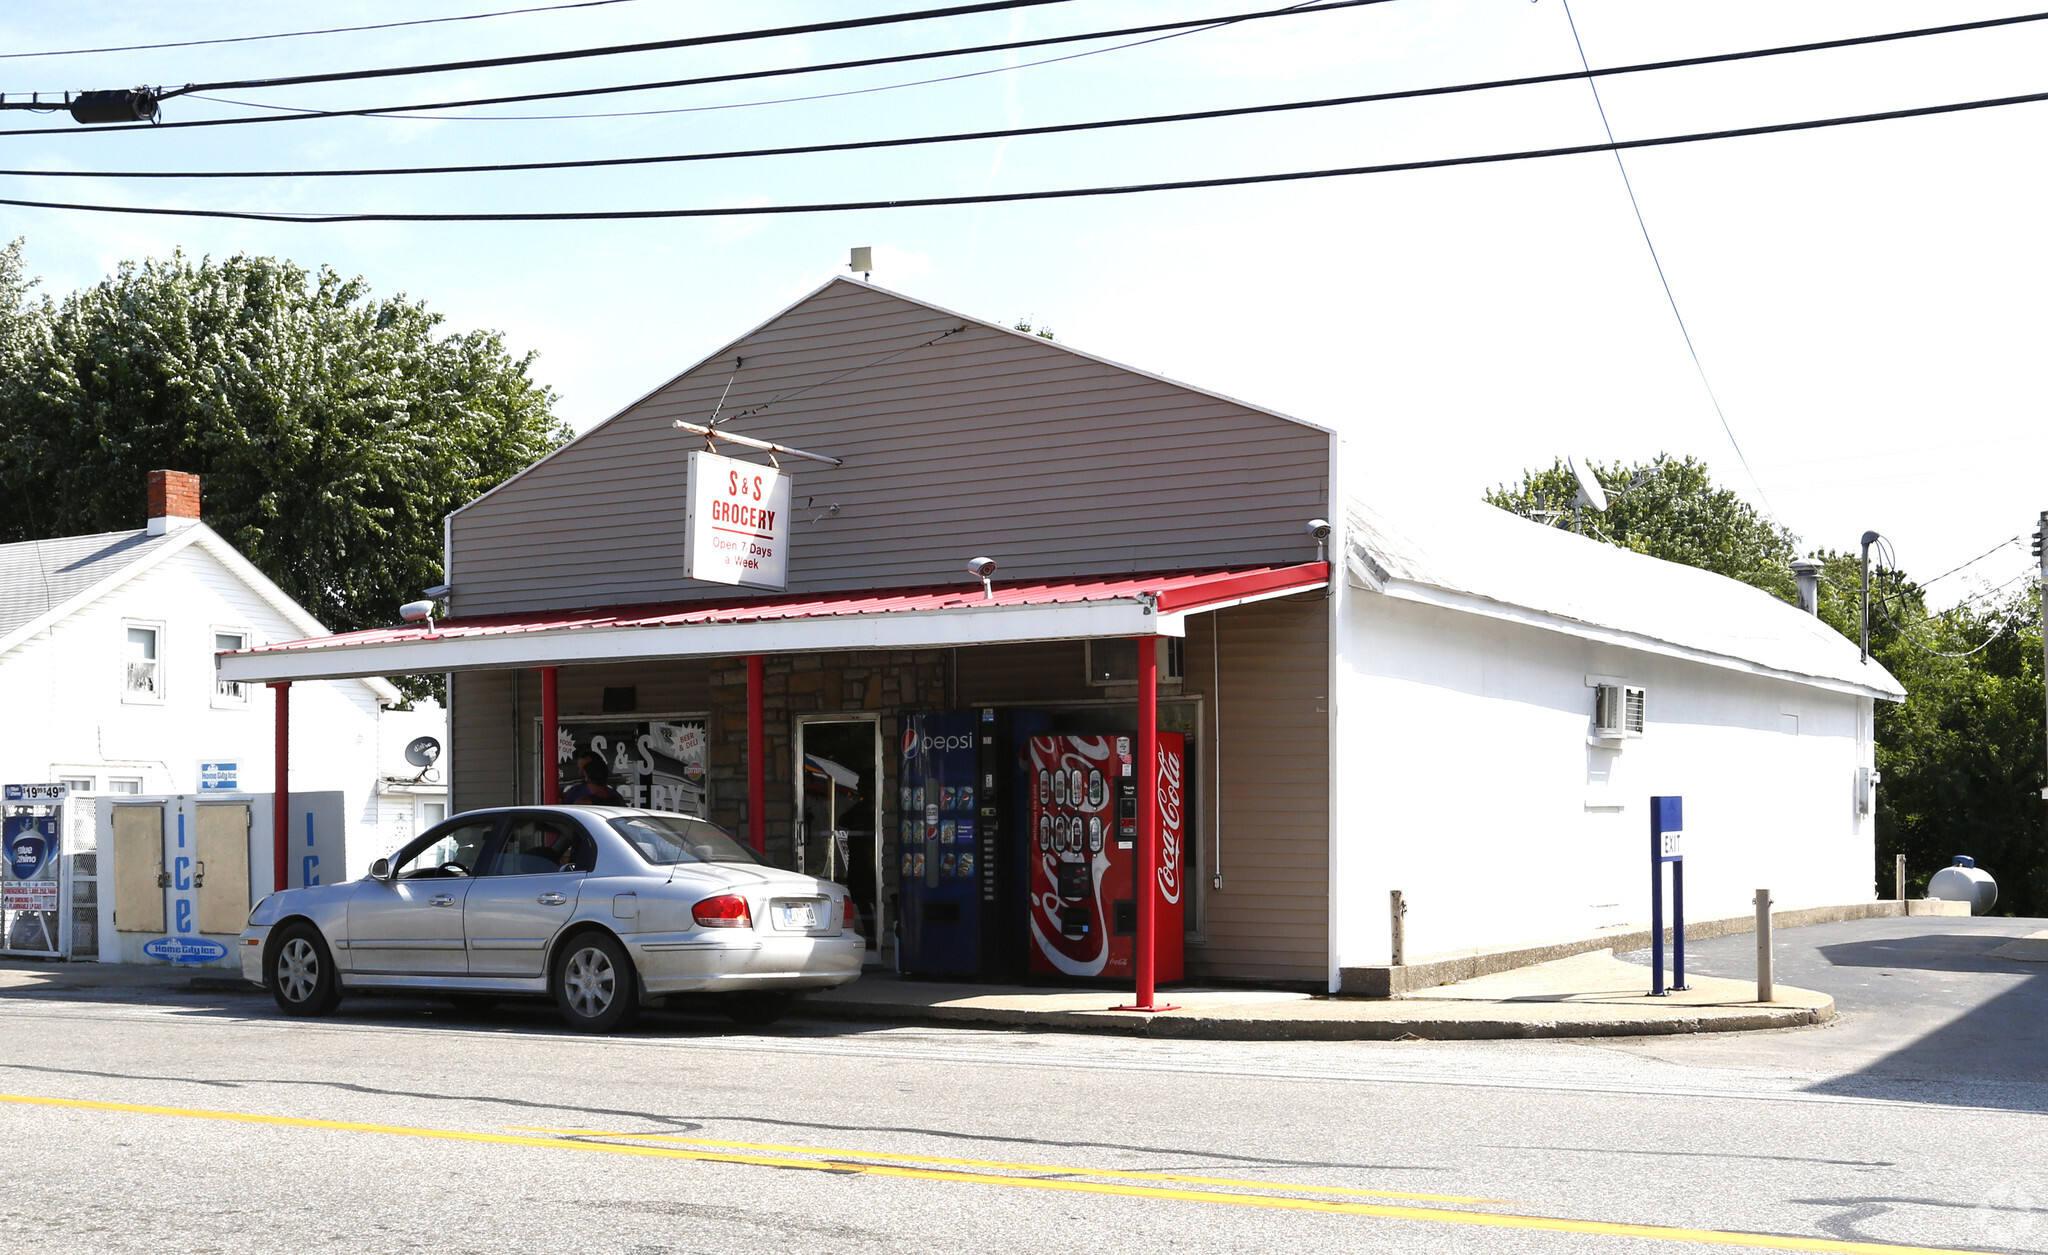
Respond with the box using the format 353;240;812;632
1025;732;1184;982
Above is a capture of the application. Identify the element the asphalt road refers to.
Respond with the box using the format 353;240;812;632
2;916;2044;1255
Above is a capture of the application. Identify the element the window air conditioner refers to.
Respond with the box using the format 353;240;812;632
1593;684;1646;739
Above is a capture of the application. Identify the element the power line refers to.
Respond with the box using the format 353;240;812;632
1558;0;1775;518
0;1;1374;136
151;0;1081;100
0;0;662;61
2;84;2044;223
10;6;2043;179
1921;534;2024;587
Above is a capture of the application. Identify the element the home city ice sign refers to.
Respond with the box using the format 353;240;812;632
683;449;792;590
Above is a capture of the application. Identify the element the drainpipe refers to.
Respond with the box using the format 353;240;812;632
269;681;290;891
1790;558;1823;616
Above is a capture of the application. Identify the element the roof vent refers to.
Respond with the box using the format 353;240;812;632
146;469;200;536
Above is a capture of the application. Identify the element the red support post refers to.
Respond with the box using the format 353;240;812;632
541;666;561;805
269;681;290;892
747;654;767;855
1134;636;1159;1009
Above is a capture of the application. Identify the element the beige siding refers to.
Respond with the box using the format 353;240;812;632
1199;594;1330;984
451;669;515;813
451;280;1330;616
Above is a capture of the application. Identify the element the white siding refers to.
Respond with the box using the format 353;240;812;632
1333;591;1877;968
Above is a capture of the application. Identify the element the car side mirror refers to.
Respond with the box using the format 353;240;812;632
370;858;391;880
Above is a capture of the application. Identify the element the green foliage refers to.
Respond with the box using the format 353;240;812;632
0;244;570;701
1487;455;1798;599
1493;453;2047;915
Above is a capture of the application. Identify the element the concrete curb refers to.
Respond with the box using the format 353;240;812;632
793;994;1834;1041
1339;899;1965;997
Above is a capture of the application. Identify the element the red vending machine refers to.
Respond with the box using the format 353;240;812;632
1025;733;1185;982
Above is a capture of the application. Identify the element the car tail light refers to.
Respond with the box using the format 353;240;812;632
842;896;858;931
693;894;752;929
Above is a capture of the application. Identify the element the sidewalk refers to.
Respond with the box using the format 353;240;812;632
0;950;1831;1041
803;950;1832;1040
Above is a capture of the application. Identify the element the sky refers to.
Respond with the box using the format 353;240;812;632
2;0;2044;606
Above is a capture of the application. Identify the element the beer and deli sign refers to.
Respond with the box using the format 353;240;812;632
684;450;792;590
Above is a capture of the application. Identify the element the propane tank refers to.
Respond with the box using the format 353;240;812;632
1928;856;1998;916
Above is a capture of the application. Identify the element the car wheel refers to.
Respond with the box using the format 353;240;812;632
268;923;342;1017
552;932;640;1034
724;992;796;1027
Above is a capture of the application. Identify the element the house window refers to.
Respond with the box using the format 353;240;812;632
108;778;142;795
213;630;250;706
60;777;93;794
1086;639;1185;687
123;624;163;703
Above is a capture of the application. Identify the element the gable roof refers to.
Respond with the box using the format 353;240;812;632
1347;492;1905;701
0;523;401;704
0;529;177;640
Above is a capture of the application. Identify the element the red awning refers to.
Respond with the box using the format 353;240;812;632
218;563;1329;683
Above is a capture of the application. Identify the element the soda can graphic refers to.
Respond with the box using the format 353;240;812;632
940;821;955;845
1068;816;1084;851
1088;816;1104;853
899;786;912;814
940;785;956;812
1088;769;1105;809
1038;769;1049;806
958;852;975;878
913;785;926;813
1038;815;1051;851
941;853;956;877
900;851;914;877
914;851;926;876
960;784;976;810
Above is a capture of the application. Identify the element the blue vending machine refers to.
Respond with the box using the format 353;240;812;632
897;712;983;975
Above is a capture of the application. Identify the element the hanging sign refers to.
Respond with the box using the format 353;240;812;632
683;449;791;589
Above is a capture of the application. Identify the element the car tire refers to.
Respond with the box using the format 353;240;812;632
552;931;640;1034
268;923;342;1018
724;992;796;1027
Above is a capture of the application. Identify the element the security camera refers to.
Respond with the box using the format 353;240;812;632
967;557;997;578
398;600;438;622
1307;519;1332;541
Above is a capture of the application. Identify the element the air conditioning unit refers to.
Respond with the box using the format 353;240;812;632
1593;684;1646;739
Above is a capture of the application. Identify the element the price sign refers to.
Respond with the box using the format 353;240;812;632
683;450;791;589
3;783;69;803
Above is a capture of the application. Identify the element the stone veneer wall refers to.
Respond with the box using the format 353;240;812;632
704;650;951;875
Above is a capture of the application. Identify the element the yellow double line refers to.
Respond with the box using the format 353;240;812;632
0;1093;1990;1255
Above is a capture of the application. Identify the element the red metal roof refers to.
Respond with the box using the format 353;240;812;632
247;563;1329;655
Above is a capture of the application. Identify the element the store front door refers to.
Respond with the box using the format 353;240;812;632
794;716;881;959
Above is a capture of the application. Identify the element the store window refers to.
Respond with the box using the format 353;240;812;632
123;624;163;703
1085;638;1184;687
212;630;250;706
108;778;142;795
59;777;93;794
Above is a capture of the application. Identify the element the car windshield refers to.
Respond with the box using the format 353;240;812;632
611;814;761;866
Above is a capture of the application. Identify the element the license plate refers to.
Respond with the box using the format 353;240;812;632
776;902;820;930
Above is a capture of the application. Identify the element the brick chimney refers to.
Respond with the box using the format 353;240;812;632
146;470;201;536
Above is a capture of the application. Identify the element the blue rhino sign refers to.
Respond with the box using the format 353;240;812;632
1;815;60;913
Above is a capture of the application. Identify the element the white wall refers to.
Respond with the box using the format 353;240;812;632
0;541;386;863
1334;591;1877;969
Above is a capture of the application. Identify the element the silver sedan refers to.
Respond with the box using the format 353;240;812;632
239;806;863;1032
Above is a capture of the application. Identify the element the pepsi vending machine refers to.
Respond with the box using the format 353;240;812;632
1025;733;1185;982
896;713;985;975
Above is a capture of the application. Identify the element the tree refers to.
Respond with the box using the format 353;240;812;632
1487;455;1799;601
0;247;570;698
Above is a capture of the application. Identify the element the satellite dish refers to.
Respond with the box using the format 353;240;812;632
404;736;442;768
1568;457;1609;513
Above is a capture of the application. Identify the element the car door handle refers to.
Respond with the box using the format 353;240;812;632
537;892;568;906
429;894;456;907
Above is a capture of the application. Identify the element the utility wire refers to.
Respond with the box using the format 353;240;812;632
0;1;1375;136
18;7;2048;180
2;84;2044;223
150;0;1080;100
1921;534;2024;587
1559;0;1775;518
1871;536;2034;658
0;0;661;61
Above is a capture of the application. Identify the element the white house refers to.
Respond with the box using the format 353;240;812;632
0;471;444;956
